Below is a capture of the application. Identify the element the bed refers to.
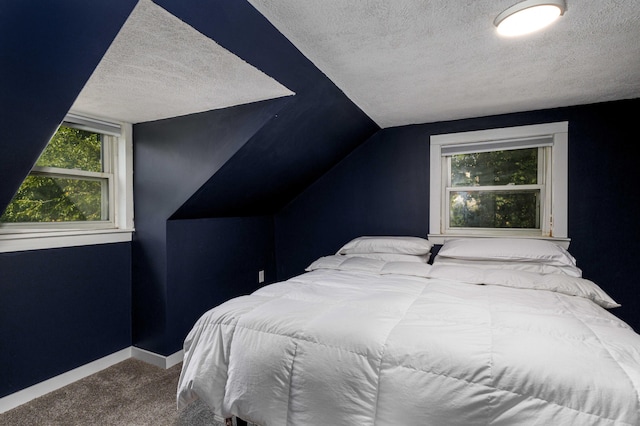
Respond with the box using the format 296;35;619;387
177;236;640;425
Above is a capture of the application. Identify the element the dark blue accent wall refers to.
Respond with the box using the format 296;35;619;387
132;99;290;354
565;100;640;332
0;0;136;213
275;98;640;332
0;0;136;399
154;0;379;220
0;0;378;394
135;93;376;356
173;78;378;219
166;217;275;350
132;0;378;356
0;243;131;398
275;125;432;276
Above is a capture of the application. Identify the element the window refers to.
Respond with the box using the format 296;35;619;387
0;113;134;252
429;122;568;245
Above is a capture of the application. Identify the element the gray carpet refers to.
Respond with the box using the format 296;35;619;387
0;359;224;426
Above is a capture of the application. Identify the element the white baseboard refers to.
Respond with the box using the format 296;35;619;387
131;346;184;369
0;346;184;414
0;347;131;414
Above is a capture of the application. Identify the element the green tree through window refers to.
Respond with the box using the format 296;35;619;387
1;126;105;223
449;148;541;229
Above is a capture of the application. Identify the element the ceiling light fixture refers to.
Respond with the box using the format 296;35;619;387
494;0;566;37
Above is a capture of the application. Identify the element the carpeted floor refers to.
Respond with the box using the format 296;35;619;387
0;359;224;426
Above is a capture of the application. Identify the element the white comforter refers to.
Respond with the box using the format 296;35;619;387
177;260;640;425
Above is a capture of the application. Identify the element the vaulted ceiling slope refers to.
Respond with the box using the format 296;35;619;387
7;1;638;219
0;0;138;213
0;0;378;218
131;0;378;355
170;77;378;219
71;0;293;123
147;0;379;219
146;0;640;218
248;0;640;128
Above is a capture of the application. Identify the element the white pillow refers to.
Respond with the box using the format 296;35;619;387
305;255;384;273
436;238;577;267
429;265;619;309
432;256;582;277
380;262;432;278
305;255;432;277
338;257;386;273
305;255;345;271
337;236;433;255
343;253;430;263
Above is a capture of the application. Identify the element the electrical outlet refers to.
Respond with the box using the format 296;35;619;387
258;270;265;283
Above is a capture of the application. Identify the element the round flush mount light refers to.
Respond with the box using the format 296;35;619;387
494;0;566;37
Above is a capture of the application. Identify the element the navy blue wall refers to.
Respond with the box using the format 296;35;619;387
275;98;640;332
133;0;377;356
275;125;431;275
160;0;379;220
173;78;379;219
135;91;375;356
0;243;131;398
0;0;136;213
0;0;136;399
166;217;275;350
134;92;376;355
132;99;289;355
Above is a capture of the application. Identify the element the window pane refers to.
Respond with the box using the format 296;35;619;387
0;175;106;223
451;148;538;187
35;125;102;172
449;190;540;229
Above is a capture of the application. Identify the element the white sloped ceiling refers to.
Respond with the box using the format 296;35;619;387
248;0;640;128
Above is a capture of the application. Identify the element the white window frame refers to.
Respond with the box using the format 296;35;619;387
0;113;134;252
429;122;569;248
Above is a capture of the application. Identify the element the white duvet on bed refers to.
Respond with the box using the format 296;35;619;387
177;260;640;425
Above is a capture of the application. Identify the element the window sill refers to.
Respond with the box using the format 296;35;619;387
0;228;134;253
427;234;571;249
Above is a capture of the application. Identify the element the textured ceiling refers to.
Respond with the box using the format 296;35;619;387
71;0;293;124
72;0;640;128
247;0;640;128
